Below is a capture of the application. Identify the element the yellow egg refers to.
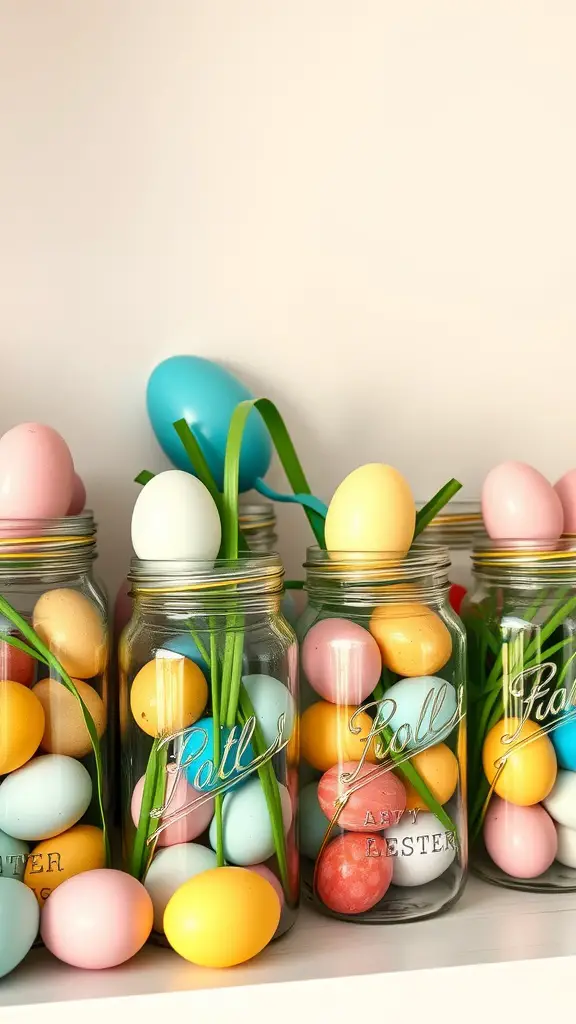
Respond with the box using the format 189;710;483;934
404;743;459;810
325;464;415;555
130;656;208;737
33;589;107;679
300;701;377;772
24;824;105;906
0;680;45;773
164;867;280;968
482;717;557;805
32;678;106;758
369;603;452;676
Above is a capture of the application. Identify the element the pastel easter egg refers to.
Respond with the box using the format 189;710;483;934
555;469;576;533
41;868;153;969
144;843;218;932
482;718;557;806
32;589;107;680
0;423;74;518
555;823;576;869
32;678;106;758
182;716;254;792
242;674;296;748
299;781;333;860
0;877;39;978
551;710;576;771
316;833;393;915
130;655;208;737
131;470;222;560
385;811;457;886
131;772;214;846
300;701;377;772
482;461;564;541
0;755;92;840
484;797;557;878
208;778;292;865
318;761;406;831
302;618;381;704
164;866;280;967
0;829;29;881
403;743;459;810
249;864;284;907
369;603;452;677
0;638;35;686
543;769;576;829
0;680;45;774
68;472;86;515
325;464;415;555
160;634;210;677
382;676;458;752
24;825;105;906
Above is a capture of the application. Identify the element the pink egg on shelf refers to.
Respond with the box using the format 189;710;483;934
481;461;564;541
41;868;153;969
249;864;285;906
318;761;406;831
114;578;132;636
68;472;86;515
131;771;214;846
483;797;557;878
316;833;392;915
554;470;576;534
0;423;74;518
302;618;382;704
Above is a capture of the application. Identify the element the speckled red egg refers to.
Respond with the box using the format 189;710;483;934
316;833;392;915
317;761;406;831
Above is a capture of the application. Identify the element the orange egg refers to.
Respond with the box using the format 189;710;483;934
32;677;106;758
369;603;452;677
24;825;106;906
32;589;107;679
0;680;45;773
482;717;557;806
130;655;208;737
403;743;459;810
300;701;377;772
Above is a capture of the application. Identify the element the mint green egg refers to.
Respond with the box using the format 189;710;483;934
0;829;29;882
0;877;39;978
300;782;332;860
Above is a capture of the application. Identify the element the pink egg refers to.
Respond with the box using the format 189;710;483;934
0;423;74;518
316;833;392;914
114;578;132;636
482;461;564;541
555;470;576;534
68;472;86;515
318;761;406;831
302;618;382;704
41;868;153;969
249;864;285;906
484;797;557;878
131;771;214;846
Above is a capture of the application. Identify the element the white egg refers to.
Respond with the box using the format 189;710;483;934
384;811;457;887
543;770;576;829
242;674;296;749
555;823;576;869
131;470;221;561
0;755;92;840
144;843;217;932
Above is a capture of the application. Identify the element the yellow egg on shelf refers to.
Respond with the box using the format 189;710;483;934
369;603;452;676
300;701;377;772
482;717;557;806
32;589;107;679
24;825;106;906
0;680;45;774
32;677;106;758
325;464;415;555
404;743;459;810
130;655;208;737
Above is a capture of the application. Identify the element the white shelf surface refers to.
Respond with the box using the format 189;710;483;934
3;877;576;1023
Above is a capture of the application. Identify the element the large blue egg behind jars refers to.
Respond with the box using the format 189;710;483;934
146;356;272;492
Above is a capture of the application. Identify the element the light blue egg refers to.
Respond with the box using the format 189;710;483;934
0;877;39;978
551;711;576;770
0;830;29;882
160;634;210;678
146;356;272;492
382;676;458;750
182;717;255;793
242;674;295;749
299;782;332;860
209;777;292;865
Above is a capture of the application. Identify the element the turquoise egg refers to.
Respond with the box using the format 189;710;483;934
383;676;458;750
299;782;332;860
242;674;296;749
0;830;28;881
208;777;292;864
146;356;272;492
182;717;254;792
0;877;39;978
160;634;210;678
551;712;576;771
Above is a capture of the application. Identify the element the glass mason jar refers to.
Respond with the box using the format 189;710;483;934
300;544;467;923
119;553;299;944
464;538;576;892
0;514;110;903
418;500;483;613
239;502;278;553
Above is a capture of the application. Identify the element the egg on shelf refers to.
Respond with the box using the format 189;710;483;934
300;701;377;772
131;771;214;846
483;797;557;878
384;811;457;886
0;680;45;774
32;589;107;679
131;470;222;561
482;461;564;541
369;603;453;677
0;423;74;519
208;777;292;865
324;464;415;555
301;618;382;704
316;832;393;914
32;677;106;758
24;825;106;906
0;754;93;841
144;843;218;932
0;877;40;979
130;655;208;738
380;675;458;752
482;718;557;806
317;761;406;831
242;673;296;748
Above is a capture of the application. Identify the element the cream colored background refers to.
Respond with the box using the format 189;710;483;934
1;1;575;596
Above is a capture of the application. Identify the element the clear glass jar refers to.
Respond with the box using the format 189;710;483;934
464;538;576;892
239;502;278;553
0;514;111;902
300;544;467;923
418;500;483;611
120;553;299;944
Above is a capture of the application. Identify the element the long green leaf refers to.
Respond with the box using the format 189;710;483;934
414;479;463;537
